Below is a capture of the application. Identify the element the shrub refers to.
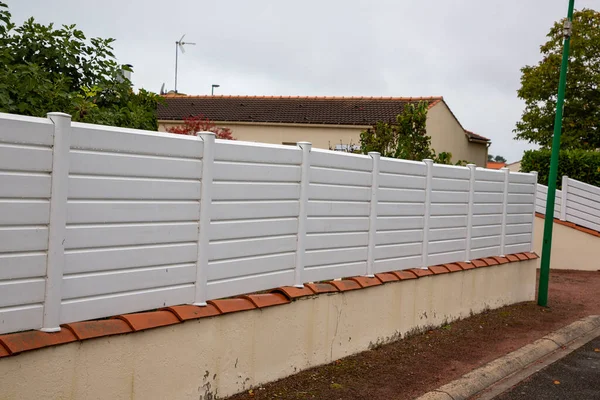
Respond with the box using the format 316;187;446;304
520;149;600;188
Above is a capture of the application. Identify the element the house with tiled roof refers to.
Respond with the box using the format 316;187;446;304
158;95;490;166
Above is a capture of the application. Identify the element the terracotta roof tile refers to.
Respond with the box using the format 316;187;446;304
375;272;400;283
505;254;519;262
482;257;499;266
208;298;256;314
456;261;475;270
272;286;315;299
158;96;442;126
162;304;221;321
515;253;529;261
392;270;419;280
471;259;488;268
428;265;450;274
0;343;9;358
348;276;382;288
443;263;463;272
408;268;434;277
306;283;339;294
0;329;77;355
62;319;132;340
491;256;510;264
240;293;290;308
116;310;180;332
465;130;491;142
524;252;539;260
329;280;361;292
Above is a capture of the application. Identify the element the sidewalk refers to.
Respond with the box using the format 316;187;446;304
226;270;600;400
495;335;600;400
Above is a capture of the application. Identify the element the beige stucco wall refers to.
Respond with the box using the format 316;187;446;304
159;121;364;150
533;216;600;271
507;161;521;172
0;262;536;400
425;101;488;166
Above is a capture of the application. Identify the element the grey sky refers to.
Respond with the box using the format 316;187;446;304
8;0;598;162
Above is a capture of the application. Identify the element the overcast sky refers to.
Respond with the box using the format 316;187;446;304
8;0;597;162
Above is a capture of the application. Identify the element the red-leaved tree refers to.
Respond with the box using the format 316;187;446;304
166;114;235;140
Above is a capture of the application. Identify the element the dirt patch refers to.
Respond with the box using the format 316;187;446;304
225;270;600;400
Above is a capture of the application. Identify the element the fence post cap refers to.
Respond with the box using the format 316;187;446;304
46;112;72;119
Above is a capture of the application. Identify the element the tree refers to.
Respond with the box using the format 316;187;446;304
514;8;600;150
488;154;507;163
359;101;466;164
165;114;235;140
0;2;159;130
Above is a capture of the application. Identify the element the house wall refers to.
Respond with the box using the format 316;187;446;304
425;102;488;166
507;161;521;172
159;121;365;150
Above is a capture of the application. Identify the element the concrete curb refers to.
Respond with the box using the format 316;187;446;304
415;315;600;400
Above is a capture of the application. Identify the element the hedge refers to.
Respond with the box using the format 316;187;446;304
520;149;600;189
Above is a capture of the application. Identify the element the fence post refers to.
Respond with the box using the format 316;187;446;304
465;164;476;262
294;142;311;287
422;159;433;269
41;112;72;332
530;171;538;252
366;152;380;277
499;167;510;257
560;175;568;221
194;131;215;306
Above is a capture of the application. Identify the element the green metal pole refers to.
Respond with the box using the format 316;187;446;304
538;0;575;307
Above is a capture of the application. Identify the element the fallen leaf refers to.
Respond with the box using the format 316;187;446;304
554;380;561;385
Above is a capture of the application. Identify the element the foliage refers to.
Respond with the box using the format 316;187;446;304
520;148;600;188
0;2;159;130
514;9;600;150
165;114;235;140
359;101;466;165
488;154;507;163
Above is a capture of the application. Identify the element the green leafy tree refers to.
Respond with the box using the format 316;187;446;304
359;101;466;164
0;2;159;130
488;154;507;163
514;8;600;150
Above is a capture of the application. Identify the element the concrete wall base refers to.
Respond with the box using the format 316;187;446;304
0;261;536;400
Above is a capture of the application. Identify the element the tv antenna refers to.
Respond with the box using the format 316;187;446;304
174;34;195;93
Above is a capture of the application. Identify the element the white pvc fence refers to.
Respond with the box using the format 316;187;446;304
0;112;537;334
536;176;600;232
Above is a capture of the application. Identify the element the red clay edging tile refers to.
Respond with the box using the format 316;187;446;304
329;280;361;292
116;310;180;332
208;298;256;314
162;304;221;321
241;293;290;308
428;265;450;274
471;259;488;268
271;286;314;300
456;261;475;270
375;272;400;283
443;263;463;272
0;329;77;355
407;268;434;277
505;254;519;262
482;258;499;266
524;252;539;260
0;343;9;358
62;319;132;340
392;270;419;280
306;283;339;294
348;276;382;288
515;253;529;261
491;256;509;264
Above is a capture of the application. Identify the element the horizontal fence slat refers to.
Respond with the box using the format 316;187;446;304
213;182;300;201
209;236;296;261
0;279;45;308
210;218;298;241
212;201;299;221
0;227;48;252
0;253;46;280
306;232;369;250
309;166;371;187
0;144;53;172
0;173;51;198
305;247;367;268
208;253;295;281
67;201;199;224
68;176;201;200
214;162;301;183
378;173;426;190
0;201;49;225
307;201;370;217
307;217;369;233
308;184;370;202
214;141;301;165
376;230;423;246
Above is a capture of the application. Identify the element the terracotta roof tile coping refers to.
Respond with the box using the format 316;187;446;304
535;212;600;237
456;261;475;270
240;293;290;308
62;319;132;340
329;280;362;292
491;256;510;264
162;304;221;321
506;254;519;262
272;286;314;299
443;263;463;272
392;270;419;280
0;329;77;355
524;252;539;260
482;258;499;266
116;310;180;332
428;265;450;274
208;298;256;314
408;268;434;277
306;283;339;294
515;253;529;261
375;272;400;283
471;259;488;268
348;276;382;288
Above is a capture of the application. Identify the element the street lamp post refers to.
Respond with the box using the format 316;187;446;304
211;84;220;95
538;0;575;307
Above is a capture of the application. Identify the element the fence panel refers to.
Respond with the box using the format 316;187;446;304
0;114;54;333
207;141;301;299
428;164;470;265
505;172;536;254
304;149;371;282
60;123;203;324
374;158;426;273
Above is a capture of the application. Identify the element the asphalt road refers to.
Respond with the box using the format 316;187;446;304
495;335;600;400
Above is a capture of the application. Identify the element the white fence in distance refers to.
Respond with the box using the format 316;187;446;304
536;176;600;232
0;112;537;335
